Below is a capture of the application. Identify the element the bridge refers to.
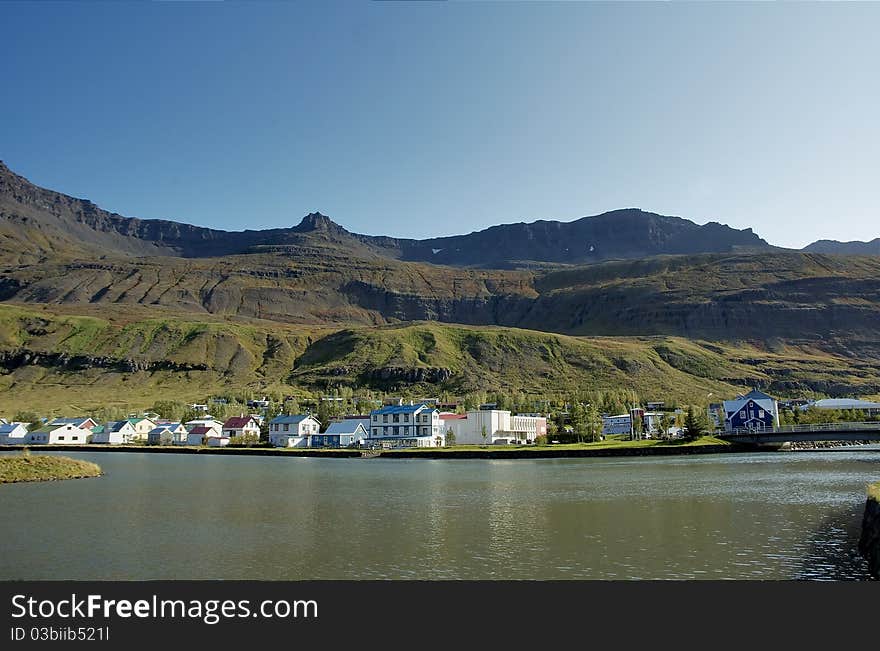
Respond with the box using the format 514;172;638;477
718;422;880;445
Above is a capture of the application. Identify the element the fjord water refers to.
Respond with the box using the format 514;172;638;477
1;450;876;580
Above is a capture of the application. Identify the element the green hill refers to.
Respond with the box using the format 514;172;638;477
2;303;878;415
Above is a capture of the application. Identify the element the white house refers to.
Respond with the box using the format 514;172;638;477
123;417;157;442
206;434;230;447
268;415;321;447
313;420;369;448
147;426;181;445
185;426;219;446
27;423;91;445
91;420;137;444
50;417;98;431
441;410;546;445
367;404;444;448
152;421;189;445
0;422;29;445
185;419;224;436
221;416;261;440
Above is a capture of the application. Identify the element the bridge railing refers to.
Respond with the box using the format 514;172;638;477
720;422;880;437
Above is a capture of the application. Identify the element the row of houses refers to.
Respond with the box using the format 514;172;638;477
0;404;550;449
0;415;263;447
1;390;801;449
265;404;548;449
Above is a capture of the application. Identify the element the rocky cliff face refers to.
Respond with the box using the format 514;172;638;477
0;349;208;373
859;490;880;579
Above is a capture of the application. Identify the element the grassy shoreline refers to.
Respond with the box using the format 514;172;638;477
0;453;103;484
0;437;737;460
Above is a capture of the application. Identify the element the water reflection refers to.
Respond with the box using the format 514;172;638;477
0;450;876;580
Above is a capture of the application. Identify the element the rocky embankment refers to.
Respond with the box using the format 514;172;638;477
859;484;880;579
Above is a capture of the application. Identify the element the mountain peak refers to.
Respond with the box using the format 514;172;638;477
294;212;344;233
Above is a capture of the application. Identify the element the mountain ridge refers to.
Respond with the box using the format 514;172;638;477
0;160;773;266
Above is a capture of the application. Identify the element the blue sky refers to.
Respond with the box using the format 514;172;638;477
1;2;878;248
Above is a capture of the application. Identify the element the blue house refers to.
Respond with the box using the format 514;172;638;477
310;420;369;448
723;389;779;431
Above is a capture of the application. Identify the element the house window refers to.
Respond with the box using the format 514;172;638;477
284;424;289;432
383;415;388;423
404;414;409;422
393;414;399;423
58;436;65;440
72;436;78;441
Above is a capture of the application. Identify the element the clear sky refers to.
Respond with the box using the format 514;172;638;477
1;2;878;248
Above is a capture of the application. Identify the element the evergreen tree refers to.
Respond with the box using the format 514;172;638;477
317;400;332;431
683;406;707;440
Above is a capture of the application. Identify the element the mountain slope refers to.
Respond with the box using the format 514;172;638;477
803;238;880;255
373;209;772;267
3;303;879;414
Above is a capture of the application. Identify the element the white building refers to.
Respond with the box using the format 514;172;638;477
221;416;261;439
185;426;222;446
601;410;665;437
125;417;156;442
268;415;322;447
206;434;230;447
367;404;444;448
602;414;632;436
185;419;224;436
50;417;98;431
442;410;546;445
801;398;880;415
27;423;91;445
153;421;189;445
91;420;137;444
0;422;29;445
147;426;182;445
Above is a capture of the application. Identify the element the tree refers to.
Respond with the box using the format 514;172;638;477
569;402;587;442
13;410;42;430
631;411;644;440
229;432;260;447
584;403;603;443
683;406;707;440
445;428;456;447
179;407;202;425
150;401;184;420
481;424;488;445
316;401;332;432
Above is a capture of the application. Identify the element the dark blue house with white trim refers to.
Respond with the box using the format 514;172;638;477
722;389;780;431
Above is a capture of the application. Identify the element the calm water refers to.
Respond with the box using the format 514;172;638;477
1;449;877;580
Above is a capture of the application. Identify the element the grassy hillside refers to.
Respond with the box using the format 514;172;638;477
1;303;878;415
